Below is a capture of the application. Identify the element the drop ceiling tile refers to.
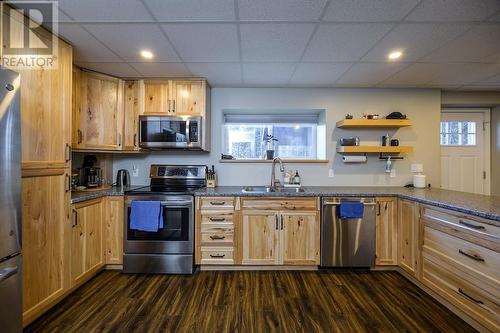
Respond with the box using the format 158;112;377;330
83;23;180;62
303;23;393;62
380;63;447;86
362;23;472;62
58;24;121;62
422;23;500;63
129;62;192;77
74;62;140;78
323;0;419;22
425;63;500;86
186;63;242;86
143;0;235;21
161;24;239;62
336;62;408;86
238;0;328;21
240;23;315;62
242;63;296;85
405;0;500;22
290;63;351;85
57;0;153;21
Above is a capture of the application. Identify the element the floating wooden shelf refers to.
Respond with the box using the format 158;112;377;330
336;146;413;154
336;119;413;128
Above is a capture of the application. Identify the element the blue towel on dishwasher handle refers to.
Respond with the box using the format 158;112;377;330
338;201;364;219
130;201;164;232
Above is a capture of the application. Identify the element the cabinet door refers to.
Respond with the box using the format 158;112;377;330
171;80;205;116
85;201;104;272
70;206;85;283
123;81;139;150
281;211;320;265
22;171;71;323
376;197;398;265
241;211;279;265
398;199;420;277
143;80;171;114
78;71;123;150
105;197;124;265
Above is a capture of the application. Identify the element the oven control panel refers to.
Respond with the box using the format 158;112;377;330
150;165;206;179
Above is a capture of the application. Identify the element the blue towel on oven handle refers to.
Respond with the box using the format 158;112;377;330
338;201;364;219
130;201;163;232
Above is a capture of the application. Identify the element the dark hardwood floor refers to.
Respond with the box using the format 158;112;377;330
25;270;476;333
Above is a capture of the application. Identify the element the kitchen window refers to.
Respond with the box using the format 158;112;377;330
440;121;477;146
223;113;324;160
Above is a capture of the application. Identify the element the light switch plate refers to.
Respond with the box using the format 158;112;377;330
328;169;335;178
132;165;139;177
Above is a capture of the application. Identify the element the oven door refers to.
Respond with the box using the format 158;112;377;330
124;195;194;254
139;116;201;149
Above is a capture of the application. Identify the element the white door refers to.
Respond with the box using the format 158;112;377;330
440;110;490;195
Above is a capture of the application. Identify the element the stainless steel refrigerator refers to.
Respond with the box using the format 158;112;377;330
0;67;22;333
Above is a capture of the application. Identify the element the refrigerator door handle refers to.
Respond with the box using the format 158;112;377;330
0;266;18;282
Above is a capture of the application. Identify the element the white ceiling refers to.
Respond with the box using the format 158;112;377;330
49;0;500;90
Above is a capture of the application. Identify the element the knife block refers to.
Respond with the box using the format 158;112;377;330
206;174;217;188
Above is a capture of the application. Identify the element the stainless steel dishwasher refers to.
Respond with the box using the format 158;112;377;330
321;197;376;268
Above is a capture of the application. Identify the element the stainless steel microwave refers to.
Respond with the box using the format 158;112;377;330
139;115;205;150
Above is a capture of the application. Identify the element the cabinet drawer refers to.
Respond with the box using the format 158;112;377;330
201;226;234;246
422;257;500;333
422;206;500;252
200;211;234;225
200;247;234;264
241;198;317;211
424;227;500;287
200;197;234;210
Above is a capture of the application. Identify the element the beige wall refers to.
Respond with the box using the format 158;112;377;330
114;88;442;187
492;106;500;196
442;91;500;107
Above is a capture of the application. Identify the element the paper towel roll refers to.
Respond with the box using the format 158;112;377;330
342;155;367;163
413;174;426;188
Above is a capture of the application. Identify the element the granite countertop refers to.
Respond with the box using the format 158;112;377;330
71;185;145;204
194;186;500;223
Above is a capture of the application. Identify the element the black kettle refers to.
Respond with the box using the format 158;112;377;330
116;169;130;188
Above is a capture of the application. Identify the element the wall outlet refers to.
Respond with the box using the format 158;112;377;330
390;167;396;178
132;165;139;177
328;169;335;178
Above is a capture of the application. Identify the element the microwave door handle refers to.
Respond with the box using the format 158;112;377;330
186;119;190;145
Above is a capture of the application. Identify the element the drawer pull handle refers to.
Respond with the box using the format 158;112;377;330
458;220;485;230
458;288;484;305
209;235;225;240
209;217;225;222
458;249;485;262
209;254;225;258
210;201;226;206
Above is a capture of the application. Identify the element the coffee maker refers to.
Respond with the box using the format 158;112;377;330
79;155;102;188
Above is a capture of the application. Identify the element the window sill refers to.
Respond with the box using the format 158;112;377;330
219;159;329;164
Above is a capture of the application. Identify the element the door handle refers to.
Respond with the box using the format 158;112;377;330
209;235;226;240
275;215;278;230
172;100;175;113
208;217;225;222
0;266;18;282
65;174;71;192
209;201;226;206
280;215;284;230
458;220;485;230
77;129;83;144
133;134;137;147
458;249;484;262
72;209;78;227
65;143;72;162
209;254;225;258
117;133;122;147
377;203;381;216
458;288;483;304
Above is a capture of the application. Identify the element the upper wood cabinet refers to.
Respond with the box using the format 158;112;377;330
398;199;421;278
123;81;139;150
71;199;105;287
376;197;398;266
73;69;124;150
140;79;208;116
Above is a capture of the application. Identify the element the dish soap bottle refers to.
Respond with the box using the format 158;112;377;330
385;156;392;173
294;170;301;185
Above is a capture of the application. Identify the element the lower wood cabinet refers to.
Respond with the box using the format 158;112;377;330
375;197;398;265
105;196;124;265
398;199;421;278
281;211;320;265
241;211;279;265
71;198;105;286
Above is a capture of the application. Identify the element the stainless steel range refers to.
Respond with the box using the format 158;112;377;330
123;165;206;274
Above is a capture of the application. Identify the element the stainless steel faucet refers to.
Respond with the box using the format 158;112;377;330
270;157;285;188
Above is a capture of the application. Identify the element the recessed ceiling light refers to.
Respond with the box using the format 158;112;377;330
388;50;403;60
140;50;154;59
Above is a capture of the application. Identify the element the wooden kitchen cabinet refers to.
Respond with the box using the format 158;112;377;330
105;196;124;265
281;211;320;265
241;211;280;265
123;81;140;150
71;199;105;287
140;79;208;116
73;69;124;150
375;197;398;266
398;199;421;278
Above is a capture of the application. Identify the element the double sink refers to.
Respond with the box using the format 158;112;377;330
241;186;305;193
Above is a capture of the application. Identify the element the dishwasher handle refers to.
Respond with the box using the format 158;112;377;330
323;198;377;206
